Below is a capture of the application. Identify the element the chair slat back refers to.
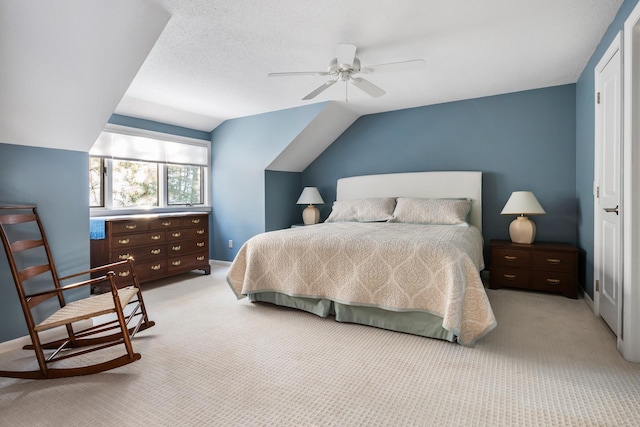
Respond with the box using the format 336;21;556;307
0;206;65;327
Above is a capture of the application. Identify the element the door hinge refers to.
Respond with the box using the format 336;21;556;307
597;92;601;104
596;186;600;198
596;279;600;292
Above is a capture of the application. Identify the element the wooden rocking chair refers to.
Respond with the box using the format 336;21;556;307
0;205;155;379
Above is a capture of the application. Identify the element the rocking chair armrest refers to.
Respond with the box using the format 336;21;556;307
58;259;134;282
25;272;115;299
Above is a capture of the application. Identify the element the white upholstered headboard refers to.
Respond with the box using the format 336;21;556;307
336;171;482;231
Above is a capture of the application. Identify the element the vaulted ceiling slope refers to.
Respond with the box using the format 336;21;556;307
0;1;624;153
0;0;169;152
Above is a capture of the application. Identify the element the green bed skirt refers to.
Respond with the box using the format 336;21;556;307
248;292;456;343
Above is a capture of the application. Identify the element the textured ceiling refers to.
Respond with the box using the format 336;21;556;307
115;0;623;132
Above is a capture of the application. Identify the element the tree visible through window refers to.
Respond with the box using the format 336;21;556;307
167;165;203;205
112;160;159;208
89;157;103;207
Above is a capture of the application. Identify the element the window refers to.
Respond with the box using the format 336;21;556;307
90;125;209;210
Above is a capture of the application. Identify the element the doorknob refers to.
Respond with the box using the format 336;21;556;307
603;205;619;215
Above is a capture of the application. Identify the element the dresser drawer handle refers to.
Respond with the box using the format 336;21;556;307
118;270;131;277
172;232;181;238
197;229;205;235
118;254;131;260
546;279;561;285
504;256;517;261
172;260;181;266
125;224;137;230
150;264;162;271
172;245;181;251
503;274;516;280
150;248;161;255
197;242;205;247
197;255;205;261
118;238;130;245
192;218;200;224
151;234;161;240
546;258;561;265
162;221;172;227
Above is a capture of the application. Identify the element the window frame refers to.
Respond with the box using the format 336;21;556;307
90;124;211;216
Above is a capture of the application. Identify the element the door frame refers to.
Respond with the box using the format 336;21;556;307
621;3;640;363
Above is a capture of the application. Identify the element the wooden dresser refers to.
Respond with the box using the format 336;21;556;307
489;240;578;299
90;212;210;292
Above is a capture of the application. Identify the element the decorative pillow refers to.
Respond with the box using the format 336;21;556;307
325;198;396;222
389;198;472;225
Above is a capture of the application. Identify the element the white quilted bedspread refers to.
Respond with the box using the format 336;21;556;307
227;222;496;346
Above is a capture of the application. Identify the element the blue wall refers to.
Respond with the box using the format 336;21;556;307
576;0;639;298
303;85;578;258
0;143;89;342
265;170;302;232
210;103;326;261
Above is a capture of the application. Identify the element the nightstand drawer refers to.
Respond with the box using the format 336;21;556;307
532;251;575;272
531;270;575;294
492;248;530;268
491;266;530;288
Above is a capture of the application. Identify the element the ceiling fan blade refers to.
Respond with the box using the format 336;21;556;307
336;43;357;67
302;79;338;100
360;59;425;74
268;71;329;77
350;77;386;98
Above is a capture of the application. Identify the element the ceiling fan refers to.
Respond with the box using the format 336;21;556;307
268;43;425;101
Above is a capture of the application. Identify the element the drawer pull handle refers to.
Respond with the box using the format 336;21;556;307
503;274;516;281
125;224;137;230
197;242;205;247
118;238;130;245
172;260;181;266
197;229;205;235
118;270;131;277
546;258;561;265
151;235;161;240
197;255;205;261
118;254;131;260
150;264;162;271
172;232;181;238
162;221;172;226
150;249;161;255
192;218;200;224
504;256;517;261
546;279;561;285
172;245;181;251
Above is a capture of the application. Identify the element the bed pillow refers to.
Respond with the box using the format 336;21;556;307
389;197;472;225
325;198;396;222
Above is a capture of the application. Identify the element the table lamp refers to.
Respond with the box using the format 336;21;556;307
500;191;546;244
296;187;324;225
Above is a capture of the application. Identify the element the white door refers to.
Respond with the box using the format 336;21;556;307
594;32;623;335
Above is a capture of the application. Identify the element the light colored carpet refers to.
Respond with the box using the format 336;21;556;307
1;264;639;426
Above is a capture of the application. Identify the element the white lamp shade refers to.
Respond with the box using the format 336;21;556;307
500;191;546;215
296;187;324;205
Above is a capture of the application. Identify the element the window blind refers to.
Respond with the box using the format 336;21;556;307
90;131;208;166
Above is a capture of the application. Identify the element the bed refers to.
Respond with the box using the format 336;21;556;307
226;171;496;346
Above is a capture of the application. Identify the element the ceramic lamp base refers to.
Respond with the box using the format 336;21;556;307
302;205;320;225
509;216;536;244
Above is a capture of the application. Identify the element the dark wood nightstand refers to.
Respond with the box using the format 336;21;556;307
489;240;579;299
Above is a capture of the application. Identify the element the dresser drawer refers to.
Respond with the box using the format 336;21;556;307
110;220;149;234
490;266;530;288
492;248;530;268
168;253;209;272
135;259;167;280
531;270;576;295
181;215;207;228
166;227;208;241
531;251;575;272
149;217;181;230
111;244;166;263
111;231;165;248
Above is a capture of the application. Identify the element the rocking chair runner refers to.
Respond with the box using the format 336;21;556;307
0;205;155;380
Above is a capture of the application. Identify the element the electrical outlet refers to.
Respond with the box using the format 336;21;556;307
228;240;233;249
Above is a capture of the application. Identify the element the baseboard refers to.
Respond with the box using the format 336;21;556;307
0;320;93;355
581;288;595;310
211;259;232;267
